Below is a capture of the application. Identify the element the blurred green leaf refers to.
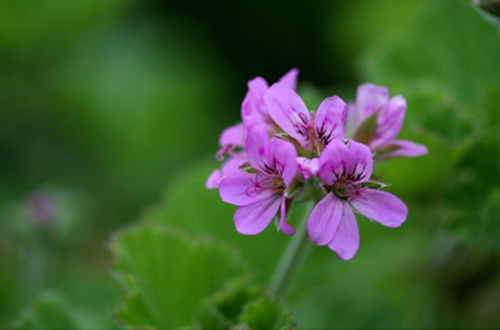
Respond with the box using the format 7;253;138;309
480;187;500;249
361;0;500;106
110;224;246;329
373;80;475;198
114;294;155;330
481;83;500;131
195;279;261;330
11;293;78;330
236;298;294;330
291;222;435;329
11;292;114;330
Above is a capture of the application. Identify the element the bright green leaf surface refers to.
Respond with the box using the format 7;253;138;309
110;224;246;329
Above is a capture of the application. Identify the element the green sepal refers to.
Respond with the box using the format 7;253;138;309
352;112;378;145
373;144;401;160
361;181;391;189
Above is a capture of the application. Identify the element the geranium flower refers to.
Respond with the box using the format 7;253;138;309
218;125;297;235
241;68;299;132
264;83;347;153
209;69;300;188
208;71;425;262
308;139;408;260
348;83;427;160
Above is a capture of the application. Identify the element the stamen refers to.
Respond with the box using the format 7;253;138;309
298;112;309;124
216;144;235;161
245;172;284;197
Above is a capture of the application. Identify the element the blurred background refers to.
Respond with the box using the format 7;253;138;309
1;0;500;328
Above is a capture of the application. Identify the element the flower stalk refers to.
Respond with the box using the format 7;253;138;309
268;200;315;299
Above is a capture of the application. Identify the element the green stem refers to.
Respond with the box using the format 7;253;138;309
268;200;315;299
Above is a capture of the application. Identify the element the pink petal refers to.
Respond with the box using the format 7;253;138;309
343;139;374;183
317;139;348;185
279;197;295;235
206;170;222;189
264;83;310;147
245;124;270;173
221;156;247;176
307;193;343;245
297;157;319;181
315;96;347;146
219;123;245;147
219;172;276;206
371;95;406;148
278;68;299;91
376;140;428;160
356;83;389;124
327;201;359;260
350;189;408;228
268;138;298;186
234;195;282;235
318;139;373;185
206;157;247;190
241;77;269;126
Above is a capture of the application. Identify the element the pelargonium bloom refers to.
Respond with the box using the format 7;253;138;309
348;83;427;160
208;69;300;187
242;68;299;132
208;71;426;261
264;83;347;153
218;125;298;235
307;139;408;260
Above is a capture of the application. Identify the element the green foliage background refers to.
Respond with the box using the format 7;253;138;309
1;0;500;329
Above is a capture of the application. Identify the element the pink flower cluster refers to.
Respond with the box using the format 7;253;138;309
207;69;427;260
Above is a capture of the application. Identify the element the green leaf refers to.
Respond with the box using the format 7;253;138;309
113;294;155;330
237;298;295;330
10;292;113;330
110;224;246;329
11;293;78;330
196;279;262;329
361;0;500;106
371;80;476;198
480;187;500;249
